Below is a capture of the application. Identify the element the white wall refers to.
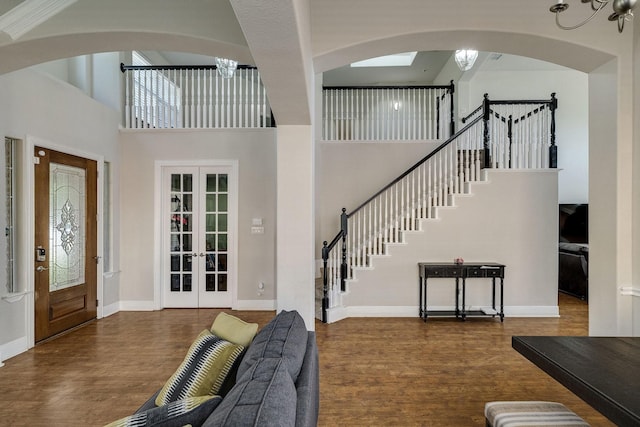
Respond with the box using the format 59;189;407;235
0;68;121;360
317;141;441;258
339;170;559;317
119;129;277;309
467;69;589;204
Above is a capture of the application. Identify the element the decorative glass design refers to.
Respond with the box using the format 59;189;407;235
204;173;228;294
49;163;86;292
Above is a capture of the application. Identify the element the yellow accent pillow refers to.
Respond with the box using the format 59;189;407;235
211;312;258;347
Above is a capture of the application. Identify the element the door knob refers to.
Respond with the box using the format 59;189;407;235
36;266;49;272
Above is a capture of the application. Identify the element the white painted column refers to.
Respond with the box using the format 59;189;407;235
589;58;635;336
276;125;316;330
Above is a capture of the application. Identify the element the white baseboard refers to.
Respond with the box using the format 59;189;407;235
101;302;120;317
323;304;560;323
235;299;276;310
504;305;560;317
0;336;30;364
119;300;157;311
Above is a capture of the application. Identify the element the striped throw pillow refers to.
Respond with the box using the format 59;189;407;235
155;330;244;406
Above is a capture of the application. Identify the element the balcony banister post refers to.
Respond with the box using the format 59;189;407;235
549;92;558;168
482;94;491;168
449;80;455;136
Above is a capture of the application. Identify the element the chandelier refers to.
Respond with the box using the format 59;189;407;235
549;0;637;32
215;57;238;78
454;49;478;72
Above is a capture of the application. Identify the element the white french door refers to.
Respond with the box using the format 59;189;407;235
162;165;235;308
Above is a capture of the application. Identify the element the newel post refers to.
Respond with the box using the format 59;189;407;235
482;93;491;168
321;241;329;323
340;208;348;292
549;92;558;168
449;80;455;136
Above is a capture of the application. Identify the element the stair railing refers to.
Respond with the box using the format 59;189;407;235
321;116;485;321
320;92;558;323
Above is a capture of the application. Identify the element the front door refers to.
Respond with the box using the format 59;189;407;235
163;166;234;308
34;147;98;342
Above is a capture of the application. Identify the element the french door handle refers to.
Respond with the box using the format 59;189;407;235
192;253;198;258
199;253;205;257
36;266;49;272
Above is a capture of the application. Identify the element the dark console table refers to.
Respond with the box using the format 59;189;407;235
513;336;640;426
418;262;505;321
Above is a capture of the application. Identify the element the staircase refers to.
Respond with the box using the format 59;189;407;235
320;94;558;323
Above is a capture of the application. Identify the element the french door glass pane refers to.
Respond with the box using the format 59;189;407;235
49;163;86;292
204;173;228;294
169;173;194;292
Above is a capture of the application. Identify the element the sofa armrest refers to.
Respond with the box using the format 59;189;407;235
295;332;319;427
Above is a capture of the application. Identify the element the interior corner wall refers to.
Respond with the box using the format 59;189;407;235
0;67;121;359
466;69;589;204
588;59;620;336
118;129;277;309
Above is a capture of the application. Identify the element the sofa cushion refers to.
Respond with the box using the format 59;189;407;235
237;310;308;382
155;330;244;406
105;395;222;427
202;358;296;427
210;312;258;347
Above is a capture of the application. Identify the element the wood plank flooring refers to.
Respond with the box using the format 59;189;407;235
0;294;613;426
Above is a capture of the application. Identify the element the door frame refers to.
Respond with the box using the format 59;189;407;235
24;135;105;348
154;159;239;310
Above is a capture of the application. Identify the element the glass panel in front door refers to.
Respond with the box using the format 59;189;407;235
49;162;86;292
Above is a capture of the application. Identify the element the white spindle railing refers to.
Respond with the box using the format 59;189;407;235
322;118;484;314
122;65;273;129
321;94;557;321
322;85;454;141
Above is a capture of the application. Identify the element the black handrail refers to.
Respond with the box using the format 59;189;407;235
120;63;257;72
461;104;483;124
347;116;483;218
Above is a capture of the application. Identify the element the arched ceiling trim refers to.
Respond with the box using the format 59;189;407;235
313;30;616;74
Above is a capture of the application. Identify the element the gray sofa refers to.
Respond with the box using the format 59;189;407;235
135;310;319;427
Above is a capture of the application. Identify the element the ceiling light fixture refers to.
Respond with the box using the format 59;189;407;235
550;0;637;33
215;57;238;79
454;49;478;72
0;0;77;41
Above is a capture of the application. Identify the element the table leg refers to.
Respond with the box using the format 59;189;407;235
500;277;504;322
461;278;466;321
455;277;459;318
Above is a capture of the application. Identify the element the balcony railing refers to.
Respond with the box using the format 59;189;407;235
120;63;274;129
322;82;455;141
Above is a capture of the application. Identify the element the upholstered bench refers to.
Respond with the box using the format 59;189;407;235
485;401;590;427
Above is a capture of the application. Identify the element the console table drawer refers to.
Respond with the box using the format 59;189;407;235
423;266;463;277
465;267;483;277
484;267;503;277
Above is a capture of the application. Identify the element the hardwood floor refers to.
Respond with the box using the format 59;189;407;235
0;294;613;426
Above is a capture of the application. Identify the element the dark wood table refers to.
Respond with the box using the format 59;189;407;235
512;336;640;426
418;262;505;321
